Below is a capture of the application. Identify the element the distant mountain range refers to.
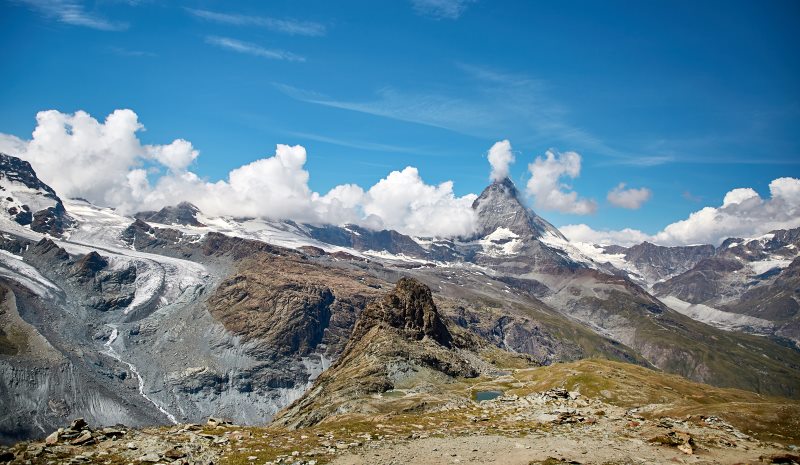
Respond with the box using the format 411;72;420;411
0;151;798;444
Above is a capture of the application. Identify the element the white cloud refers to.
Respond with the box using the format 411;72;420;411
1;109;477;238
562;177;800;246
362;167;477;237
186;8;326;36
607;183;652;209
559;224;653;247
411;0;475;19
526;150;597;215
205;36;306;62
487;139;514;182
145;139;198;172
18;0;127;31
722;187;759;206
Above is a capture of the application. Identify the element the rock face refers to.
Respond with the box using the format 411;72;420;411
0;153;72;236
206;252;384;359
307;224;429;258
274;278;480;429
604;242;715;285
135;202;204;227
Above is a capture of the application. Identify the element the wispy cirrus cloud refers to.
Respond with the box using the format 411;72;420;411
274;64;638;164
275;65;707;167
205;36;305;62
187;8;326;37
411;0;476;20
285;131;442;156
274;82;494;133
108;46;156;57
17;0;127;30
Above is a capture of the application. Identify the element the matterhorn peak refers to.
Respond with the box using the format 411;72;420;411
471;177;565;241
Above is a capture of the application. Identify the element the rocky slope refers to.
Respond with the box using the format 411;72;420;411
601;241;715;286
654;227;800;346
4;359;798;465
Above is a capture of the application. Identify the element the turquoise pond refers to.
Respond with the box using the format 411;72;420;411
475;390;503;401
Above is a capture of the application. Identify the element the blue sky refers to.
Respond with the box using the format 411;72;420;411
1;0;799;238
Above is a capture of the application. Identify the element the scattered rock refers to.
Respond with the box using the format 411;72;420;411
69;418;88;431
207;417;233;427
102;428;126;439
45;430;61;445
70;430;94;446
164;447;187;459
649;430;695;454
139;452;162;462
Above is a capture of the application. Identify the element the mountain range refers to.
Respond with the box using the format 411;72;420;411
0;151;798;448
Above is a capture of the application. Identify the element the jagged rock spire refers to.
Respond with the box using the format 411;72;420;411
352;277;452;347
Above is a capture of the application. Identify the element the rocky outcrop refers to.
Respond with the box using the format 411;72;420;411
353;277;452;347
274;278;481;428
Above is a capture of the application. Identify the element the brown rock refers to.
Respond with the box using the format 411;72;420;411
207;417;232;427
70;430;94;446
69;418;88;431
164;447;187;459
45;430;60;445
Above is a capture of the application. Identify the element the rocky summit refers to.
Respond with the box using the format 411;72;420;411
0;153;798;464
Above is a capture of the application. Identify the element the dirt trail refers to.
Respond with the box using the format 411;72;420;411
332;433;783;465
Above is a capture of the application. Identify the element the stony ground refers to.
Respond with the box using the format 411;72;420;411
2;388;798;465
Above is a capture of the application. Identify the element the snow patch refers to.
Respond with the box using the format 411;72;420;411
538;230;596;267
478;227;522;256
750;258;792;276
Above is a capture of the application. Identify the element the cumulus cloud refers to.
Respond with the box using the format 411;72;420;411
562;177;800;246
362;167;477;237
1;109;476;238
607;183;652;209
487;139;514;182
526;150;597;215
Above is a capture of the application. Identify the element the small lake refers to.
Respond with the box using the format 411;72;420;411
475;390;504;401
